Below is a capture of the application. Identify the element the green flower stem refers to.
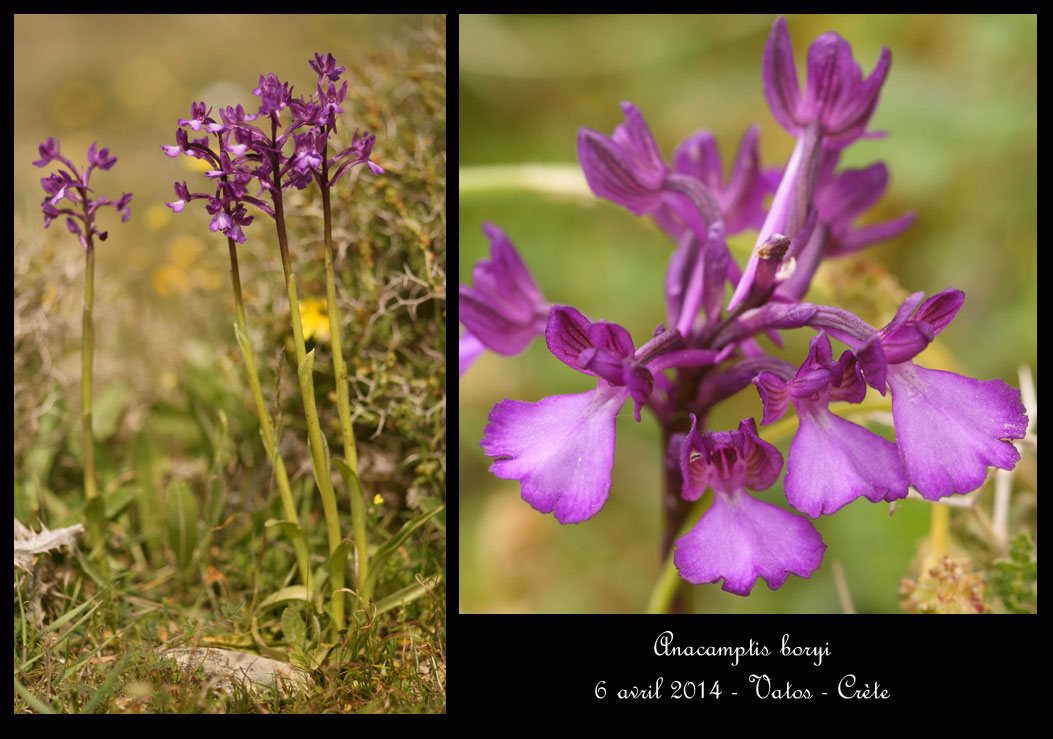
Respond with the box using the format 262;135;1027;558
459;163;591;200
647;491;713;614
81;241;96;503
320;145;369;608
269;161;346;633
923;499;950;573
225;236;312;597
79;223;103;559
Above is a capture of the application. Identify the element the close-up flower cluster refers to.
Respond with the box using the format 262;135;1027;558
460;15;1035;613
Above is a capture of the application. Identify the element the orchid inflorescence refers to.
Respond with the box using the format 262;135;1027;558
35;137;132;251
162;52;383;244
461;17;1028;600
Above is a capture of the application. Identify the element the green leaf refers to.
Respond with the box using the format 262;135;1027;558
332;457;364;500
362;504;445;598
81;652;132;713
84;494;106;533
281;607;306;648
213;409;230;470
26;395;62;482
309;612;321;643
92;380;131;440
328;538;354;597
374;574;442;616
260;585;312;612
233;321;253;366
297;348;315;400
265;519;312;596
14;678;56;714
309;643;335;671
319;429;331;488
103;485;140;520
164;478;198;570
133;430;163;557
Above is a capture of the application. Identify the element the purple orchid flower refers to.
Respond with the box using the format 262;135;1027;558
753;332;909;518
729;16;894;313
673;415;826;595
309;52;345;84
34;138;132;250
852;290;1028;498
577;102;669;217
657;125;772;238
163;51;380;244
481;306;716;523
812;149;916;258
459;222;551;363
459;328;487;379
763;16;890;149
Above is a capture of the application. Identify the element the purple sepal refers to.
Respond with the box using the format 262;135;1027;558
815;154;915;255
860;289;965;390
914;289;965;336
589;320;636;358
577;102;667;215
659;125;771;236
855;335;888;395
880;320;934;365
546;305;602;374
679;415;782;499
548;308;655;421
459;329;485;379
753;371;791;425
459;223;548;356
828;350;867;404
622;362;655;422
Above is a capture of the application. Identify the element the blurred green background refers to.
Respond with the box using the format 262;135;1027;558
459;14;1036;613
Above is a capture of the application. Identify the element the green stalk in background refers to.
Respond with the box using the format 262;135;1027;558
319;144;370;609
81;239;96;504
224;234;312;598
80;233;104;553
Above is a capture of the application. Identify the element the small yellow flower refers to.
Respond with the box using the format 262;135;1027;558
373;493;383;505
298;298;330;343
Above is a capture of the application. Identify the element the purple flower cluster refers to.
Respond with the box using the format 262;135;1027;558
461;18;1028;598
162;52;384;244
34;137;132;250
